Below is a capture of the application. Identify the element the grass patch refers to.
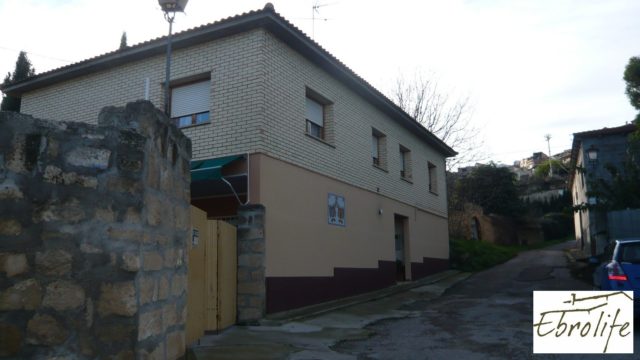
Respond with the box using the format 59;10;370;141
450;239;517;272
450;236;572;272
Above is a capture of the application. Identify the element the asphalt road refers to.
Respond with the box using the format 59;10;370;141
334;241;639;360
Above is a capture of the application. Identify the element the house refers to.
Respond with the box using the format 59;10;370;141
2;4;456;318
519;152;549;170
569;123;638;257
553;149;572;166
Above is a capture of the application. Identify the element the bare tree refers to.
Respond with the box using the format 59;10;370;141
389;72;485;170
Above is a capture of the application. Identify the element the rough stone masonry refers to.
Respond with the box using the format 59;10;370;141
0;101;191;359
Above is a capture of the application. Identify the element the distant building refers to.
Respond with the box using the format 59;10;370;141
456;163;485;177
507;165;532;181
553;149;572;165
519;152;549;170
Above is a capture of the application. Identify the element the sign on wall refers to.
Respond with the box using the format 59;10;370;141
328;193;346;226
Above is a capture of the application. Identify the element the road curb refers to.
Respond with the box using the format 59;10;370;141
262;270;466;324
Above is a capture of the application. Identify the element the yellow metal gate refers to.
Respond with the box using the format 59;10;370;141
186;206;237;345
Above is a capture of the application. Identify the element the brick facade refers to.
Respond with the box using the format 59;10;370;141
21;29;448;218
13;6;454;316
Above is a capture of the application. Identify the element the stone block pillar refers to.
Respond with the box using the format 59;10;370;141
236;204;266;324
0;101;192;359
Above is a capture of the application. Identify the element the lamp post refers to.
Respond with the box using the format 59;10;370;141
158;0;188;116
544;134;553;177
587;145;598;163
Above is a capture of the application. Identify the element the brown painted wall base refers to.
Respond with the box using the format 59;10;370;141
265;261;396;314
411;257;449;280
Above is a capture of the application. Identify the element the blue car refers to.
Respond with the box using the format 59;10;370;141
593;239;640;310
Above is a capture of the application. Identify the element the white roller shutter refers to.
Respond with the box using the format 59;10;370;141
171;81;210;118
305;97;324;126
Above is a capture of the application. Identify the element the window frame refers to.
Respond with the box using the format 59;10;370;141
371;128;387;170
428;162;438;194
399;145;412;180
372;134;381;166
169;75;211;129
305;94;326;140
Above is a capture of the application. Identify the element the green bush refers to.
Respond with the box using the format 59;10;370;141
450;238;517;272
540;212;573;240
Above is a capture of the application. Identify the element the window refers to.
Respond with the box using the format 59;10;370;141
371;128;386;169
428;162;438;194
400;145;412;179
372;134;380;166
171;80;210;128
305;96;324;139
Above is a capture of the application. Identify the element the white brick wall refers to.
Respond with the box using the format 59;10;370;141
21;28;449;216
260;32;448;216
22;30;268;161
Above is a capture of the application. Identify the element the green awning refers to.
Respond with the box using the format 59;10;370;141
190;155;243;182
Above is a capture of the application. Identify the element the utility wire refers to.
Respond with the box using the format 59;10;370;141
0;46;72;64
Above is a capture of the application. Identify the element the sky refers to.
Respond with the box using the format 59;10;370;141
1;0;638;166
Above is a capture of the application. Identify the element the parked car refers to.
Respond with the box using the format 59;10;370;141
592;239;640;310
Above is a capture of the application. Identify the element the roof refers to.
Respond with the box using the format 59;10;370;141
573;123;637;139
568;123;637;188
1;3;456;157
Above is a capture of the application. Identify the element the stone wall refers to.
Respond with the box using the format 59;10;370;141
0;101;191;359
449;203;543;245
236;205;265;324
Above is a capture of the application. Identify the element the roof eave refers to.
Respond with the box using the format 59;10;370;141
262;15;457;157
3;8;457;157
2;11;271;95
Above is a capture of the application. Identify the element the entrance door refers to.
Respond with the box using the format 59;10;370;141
186;206;237;345
394;215;408;281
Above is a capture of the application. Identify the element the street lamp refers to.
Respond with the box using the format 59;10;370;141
586;145;598;163
159;0;188;116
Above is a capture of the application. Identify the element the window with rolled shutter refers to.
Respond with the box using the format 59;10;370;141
305;97;324;139
372;134;380;165
171;81;210;128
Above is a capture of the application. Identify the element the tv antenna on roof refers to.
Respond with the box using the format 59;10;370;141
312;1;336;39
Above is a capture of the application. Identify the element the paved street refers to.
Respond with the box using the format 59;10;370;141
192;241;639;359
335;241;638;359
